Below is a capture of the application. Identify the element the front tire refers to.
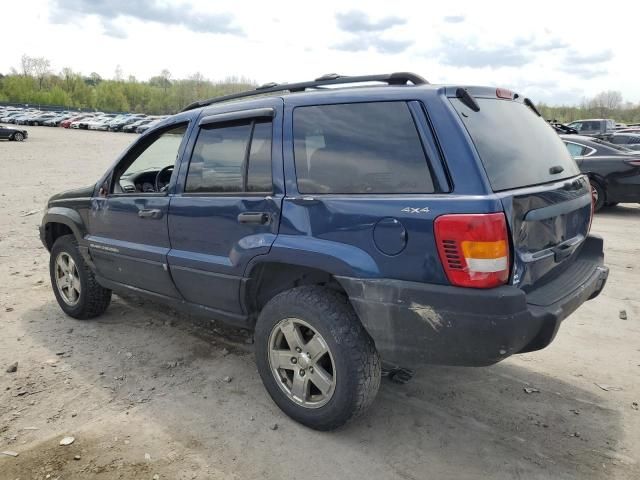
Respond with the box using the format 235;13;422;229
50;235;111;319
12;132;24;142
255;286;381;430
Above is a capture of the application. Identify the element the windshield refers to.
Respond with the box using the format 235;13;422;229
450;97;580;191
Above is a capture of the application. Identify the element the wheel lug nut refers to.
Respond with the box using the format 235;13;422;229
295;347;302;353
309;367;314;373
291;357;297;364
299;369;305;376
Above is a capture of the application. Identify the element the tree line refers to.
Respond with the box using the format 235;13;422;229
536;90;640;124
0;55;255;114
2;55;640;122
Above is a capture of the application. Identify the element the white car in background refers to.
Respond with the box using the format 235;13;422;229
86;114;117;131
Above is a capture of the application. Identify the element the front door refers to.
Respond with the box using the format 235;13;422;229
88;122;190;297
168;99;283;314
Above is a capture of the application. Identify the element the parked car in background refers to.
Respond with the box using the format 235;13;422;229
566;119;616;138
62;114;94;128
26;112;59;126
70;118;88;129
108;115;147;132
73;114;110;130
135;118;165;134
608;133;640;151
0;111;26;123
616;128;640;134
0;124;28;141
122;118;154;133
13;112;40;125
43;113;76;127
86;115;117;131
561;134;640;210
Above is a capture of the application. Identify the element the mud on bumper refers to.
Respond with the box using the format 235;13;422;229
337;235;608;367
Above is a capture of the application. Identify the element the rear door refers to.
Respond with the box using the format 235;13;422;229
449;93;591;291
167;99;283;314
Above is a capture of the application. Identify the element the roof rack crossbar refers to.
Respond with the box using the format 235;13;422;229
181;72;428;112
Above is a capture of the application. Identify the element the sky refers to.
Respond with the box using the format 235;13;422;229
2;0;638;106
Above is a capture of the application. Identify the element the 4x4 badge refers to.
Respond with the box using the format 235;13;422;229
401;207;430;214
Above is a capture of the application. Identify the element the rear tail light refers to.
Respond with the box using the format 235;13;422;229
434;213;510;288
624;158;640;166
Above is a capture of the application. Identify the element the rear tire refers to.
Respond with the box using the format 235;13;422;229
50;235;111;319
590;180;605;212
255;286;381;430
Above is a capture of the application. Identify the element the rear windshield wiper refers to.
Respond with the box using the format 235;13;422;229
456;88;480;112
524;98;541;117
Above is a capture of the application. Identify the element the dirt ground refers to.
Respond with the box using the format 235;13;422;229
0;126;638;480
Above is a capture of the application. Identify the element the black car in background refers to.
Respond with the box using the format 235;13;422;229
122;118;153;133
609;133;640;151
561;134;640;210
0;124;28;141
108;115;146;132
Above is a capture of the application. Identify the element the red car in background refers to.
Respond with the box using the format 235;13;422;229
60;114;94;128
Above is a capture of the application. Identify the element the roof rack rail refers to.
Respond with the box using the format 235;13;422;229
180;72;428;112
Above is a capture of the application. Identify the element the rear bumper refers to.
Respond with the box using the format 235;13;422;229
337;235;608;367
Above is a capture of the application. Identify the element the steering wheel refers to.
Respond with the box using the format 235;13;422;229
155;165;174;192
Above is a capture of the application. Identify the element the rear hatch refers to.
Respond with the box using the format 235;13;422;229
449;88;592;295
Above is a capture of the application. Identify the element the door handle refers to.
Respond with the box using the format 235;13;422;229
237;212;270;225
138;208;162;219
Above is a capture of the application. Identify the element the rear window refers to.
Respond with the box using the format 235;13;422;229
450;98;580;191
293;102;434;194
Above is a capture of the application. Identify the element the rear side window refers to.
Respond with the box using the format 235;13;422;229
293;102;434;194
185;120;272;193
450;98;580;191
564;142;586;158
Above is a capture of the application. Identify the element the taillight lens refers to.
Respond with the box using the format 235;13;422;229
434;213;510;288
624;158;640;166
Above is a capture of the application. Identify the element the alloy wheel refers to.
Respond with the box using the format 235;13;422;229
54;252;81;306
268;318;336;408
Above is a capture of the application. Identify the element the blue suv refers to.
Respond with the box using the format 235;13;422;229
40;73;608;430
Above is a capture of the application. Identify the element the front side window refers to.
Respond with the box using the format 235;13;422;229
115;124;187;193
185;119;273;194
293;102;434;194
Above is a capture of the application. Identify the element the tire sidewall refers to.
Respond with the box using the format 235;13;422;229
255;290;366;429
50;236;91;318
590;179;605;211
